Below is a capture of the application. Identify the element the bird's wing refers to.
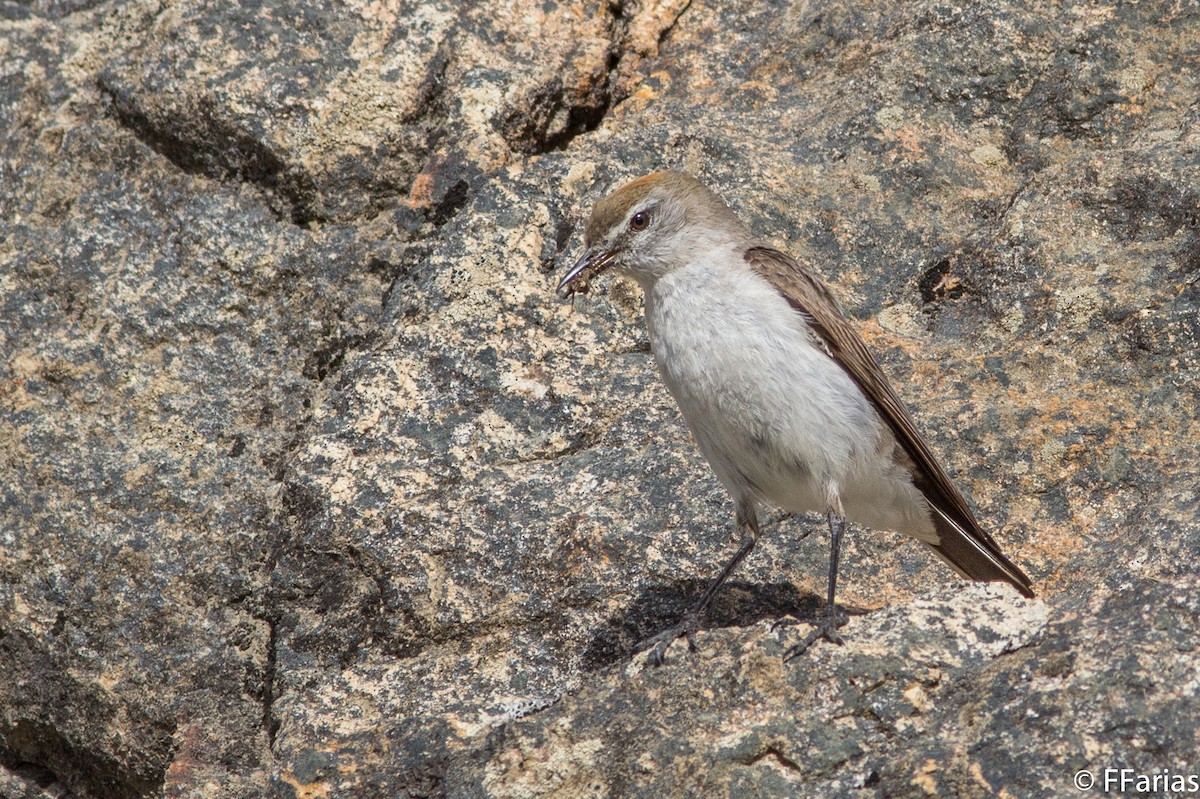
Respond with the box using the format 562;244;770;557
744;245;1033;598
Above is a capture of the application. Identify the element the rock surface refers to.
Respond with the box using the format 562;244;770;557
1;0;1197;796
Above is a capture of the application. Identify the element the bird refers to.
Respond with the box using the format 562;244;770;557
556;170;1034;664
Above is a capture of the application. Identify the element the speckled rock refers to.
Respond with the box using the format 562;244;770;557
1;0;1197;796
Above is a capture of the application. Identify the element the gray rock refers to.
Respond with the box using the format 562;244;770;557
1;0;1197;796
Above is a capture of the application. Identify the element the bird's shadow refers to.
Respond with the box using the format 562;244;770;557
581;579;860;671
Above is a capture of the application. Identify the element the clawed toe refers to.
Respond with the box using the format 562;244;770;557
781;607;847;661
640;612;701;666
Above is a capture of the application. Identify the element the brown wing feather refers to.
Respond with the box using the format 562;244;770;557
744;246;1033;598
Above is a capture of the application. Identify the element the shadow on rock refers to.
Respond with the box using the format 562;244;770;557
581;580;829;670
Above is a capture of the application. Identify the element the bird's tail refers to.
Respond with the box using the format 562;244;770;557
923;504;1035;598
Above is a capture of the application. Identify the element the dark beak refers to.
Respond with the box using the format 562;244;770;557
556;246;616;298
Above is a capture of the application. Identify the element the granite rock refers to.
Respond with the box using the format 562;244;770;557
1;0;1197;796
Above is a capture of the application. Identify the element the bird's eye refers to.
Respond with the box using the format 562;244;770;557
629;211;650;231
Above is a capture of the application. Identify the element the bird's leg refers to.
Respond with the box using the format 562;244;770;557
783;495;849;660
644;497;760;665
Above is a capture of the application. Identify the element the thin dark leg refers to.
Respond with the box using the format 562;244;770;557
783;507;849;660
825;507;843;613
644;497;760;665
690;505;759;617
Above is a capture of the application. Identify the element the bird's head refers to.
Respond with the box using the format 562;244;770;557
557;170;749;297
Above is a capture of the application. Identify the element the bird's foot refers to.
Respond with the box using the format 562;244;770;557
639;610;702;666
781;607;847;661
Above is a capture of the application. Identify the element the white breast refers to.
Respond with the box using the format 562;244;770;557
642;245;935;538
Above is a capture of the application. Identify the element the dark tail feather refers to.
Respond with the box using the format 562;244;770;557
924;505;1034;598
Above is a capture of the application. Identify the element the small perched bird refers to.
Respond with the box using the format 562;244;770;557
557;170;1033;664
